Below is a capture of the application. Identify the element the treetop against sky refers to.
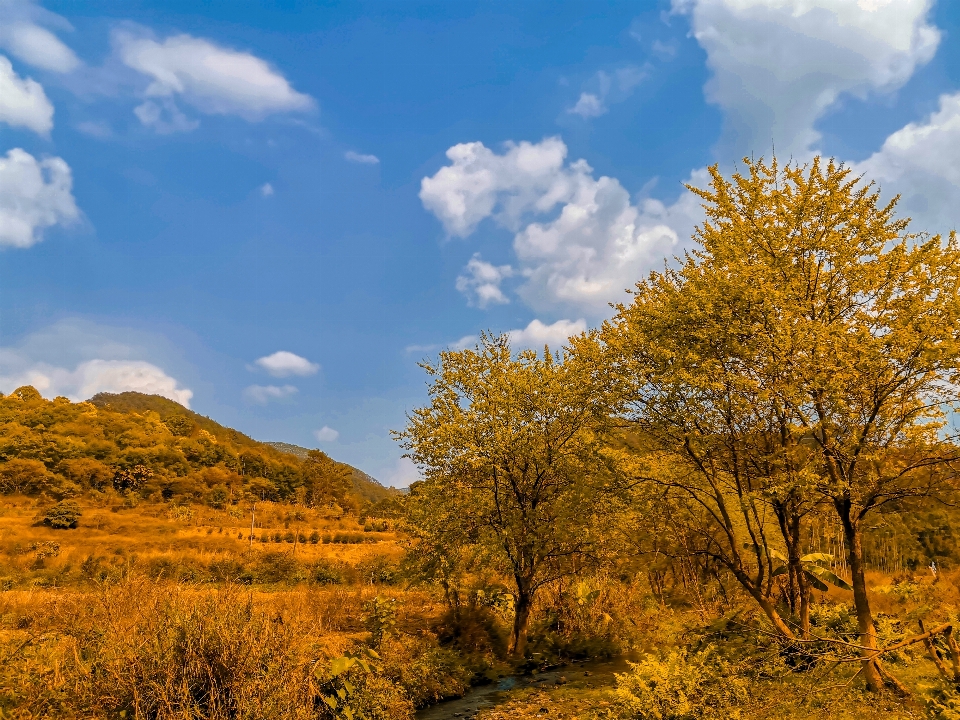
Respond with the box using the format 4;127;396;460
1;0;959;486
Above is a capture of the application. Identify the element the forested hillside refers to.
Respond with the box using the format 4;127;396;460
266;441;398;504
0;387;381;511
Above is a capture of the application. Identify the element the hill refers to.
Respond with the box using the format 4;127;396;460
265;441;397;504
0;387;370;511
85;395;394;503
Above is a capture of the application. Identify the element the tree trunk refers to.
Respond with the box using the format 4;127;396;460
786;512;811;638
798;572;811;639
728;564;796;639
839;505;883;691
510;582;534;658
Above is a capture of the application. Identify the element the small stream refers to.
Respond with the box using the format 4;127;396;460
415;655;634;720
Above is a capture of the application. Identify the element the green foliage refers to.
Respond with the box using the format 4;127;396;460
364;595;400;650
921;679;960;720
611;647;750;720
398;333;627;655
42;500;82;529
0;389;365;508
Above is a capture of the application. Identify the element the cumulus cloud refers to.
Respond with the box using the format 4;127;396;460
0;55;53;133
384;456;420;488
421;137;571;238
0;318;194;406
243;384;297;404
0;2;80;74
456;253;514;307
345;150;380;164
116;31;313;130
0;148;79;248
855;91;960;233
259;182;274;197
675;0;940;157
314;426;339;442
452;318;588;352
566;66;646;119
506;318;587;349
568;92;606;118
421;137;703;313
1;359;193;406
254;351;319;378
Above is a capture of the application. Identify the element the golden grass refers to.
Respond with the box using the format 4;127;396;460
0;496;403;590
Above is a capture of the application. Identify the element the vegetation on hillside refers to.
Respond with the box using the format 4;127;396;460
2;156;960;719
0;388;380;513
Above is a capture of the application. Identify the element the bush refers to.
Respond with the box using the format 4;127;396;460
43;500;82;529
207;483;230;509
313;559;349;585
356;556;399;585
611;647;750;720
256;551;300;584
0;458;54;495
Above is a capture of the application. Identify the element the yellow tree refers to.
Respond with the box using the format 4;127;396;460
396;334;623;657
597;156;960;690
588;253;820;639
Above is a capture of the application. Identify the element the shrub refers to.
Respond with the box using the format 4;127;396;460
313;559;349;585
356;556;399;585
208;483;230;508
58;457;114;490
309;530;321;544
43;500;82;529
256;551;300;584
611;647;750;720
0;458;54;495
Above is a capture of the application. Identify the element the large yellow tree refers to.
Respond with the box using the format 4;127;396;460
594;156;960;689
396;334;623;657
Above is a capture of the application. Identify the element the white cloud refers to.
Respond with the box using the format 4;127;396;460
0;54;53;134
450;334;479;351
314;426;339;442
1;359;193;406
420;137;570;238
76;120;113;138
506;318;587;349
421;137;703;313
651;39;678;60
260;182;274;197
117;31;313;130
456;253;514;307
566;67;646;119
243;384;297;404
133;98;199;134
450;318;588;352
0;5;80;74
384;456;420;488
254;350;319;378
345;150;380;164
674;0;940;157
569;92;606;118
855;91;960;233
0;148;79;248
0;318;194;406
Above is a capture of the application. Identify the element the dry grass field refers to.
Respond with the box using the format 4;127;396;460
3;492;960;720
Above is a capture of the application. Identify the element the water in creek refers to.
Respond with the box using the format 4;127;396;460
414;655;634;720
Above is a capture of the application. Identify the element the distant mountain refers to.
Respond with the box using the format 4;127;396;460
265;441;398;504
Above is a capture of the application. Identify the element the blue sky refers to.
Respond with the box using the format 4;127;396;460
2;0;959;485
